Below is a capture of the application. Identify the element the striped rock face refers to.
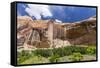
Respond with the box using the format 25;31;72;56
17;16;96;49
17;16;33;46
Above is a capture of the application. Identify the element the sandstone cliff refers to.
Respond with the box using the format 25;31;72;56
17;16;96;49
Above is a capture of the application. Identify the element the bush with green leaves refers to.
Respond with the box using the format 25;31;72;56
63;46;87;55
31;46;96;58
17;50;31;64
49;54;60;63
69;52;83;61
33;49;53;58
17;46;96;64
86;47;96;55
52;48;64;57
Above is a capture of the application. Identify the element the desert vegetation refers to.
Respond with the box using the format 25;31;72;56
17;45;96;65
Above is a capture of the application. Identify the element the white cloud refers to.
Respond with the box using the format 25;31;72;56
25;4;52;19
55;19;62;23
17;11;21;16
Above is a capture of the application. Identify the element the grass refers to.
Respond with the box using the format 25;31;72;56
58;54;96;62
18;54;96;65
20;55;49;64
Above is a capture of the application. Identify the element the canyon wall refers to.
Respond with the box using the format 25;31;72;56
17;16;96;49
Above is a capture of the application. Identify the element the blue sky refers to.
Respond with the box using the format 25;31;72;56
17;3;96;23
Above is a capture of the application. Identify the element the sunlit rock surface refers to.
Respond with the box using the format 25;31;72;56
17;16;96;49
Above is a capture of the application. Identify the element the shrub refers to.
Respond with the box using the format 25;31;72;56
32;46;93;58
86;47;96;55
17;46;96;64
49;54;60;63
17;50;31;64
33;49;52;58
69;52;83;61
52;47;69;57
72;46;87;54
63;46;87;55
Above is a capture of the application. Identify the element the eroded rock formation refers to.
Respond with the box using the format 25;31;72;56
17;16;96;49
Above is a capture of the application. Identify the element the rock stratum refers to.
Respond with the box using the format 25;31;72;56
17;16;96;49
